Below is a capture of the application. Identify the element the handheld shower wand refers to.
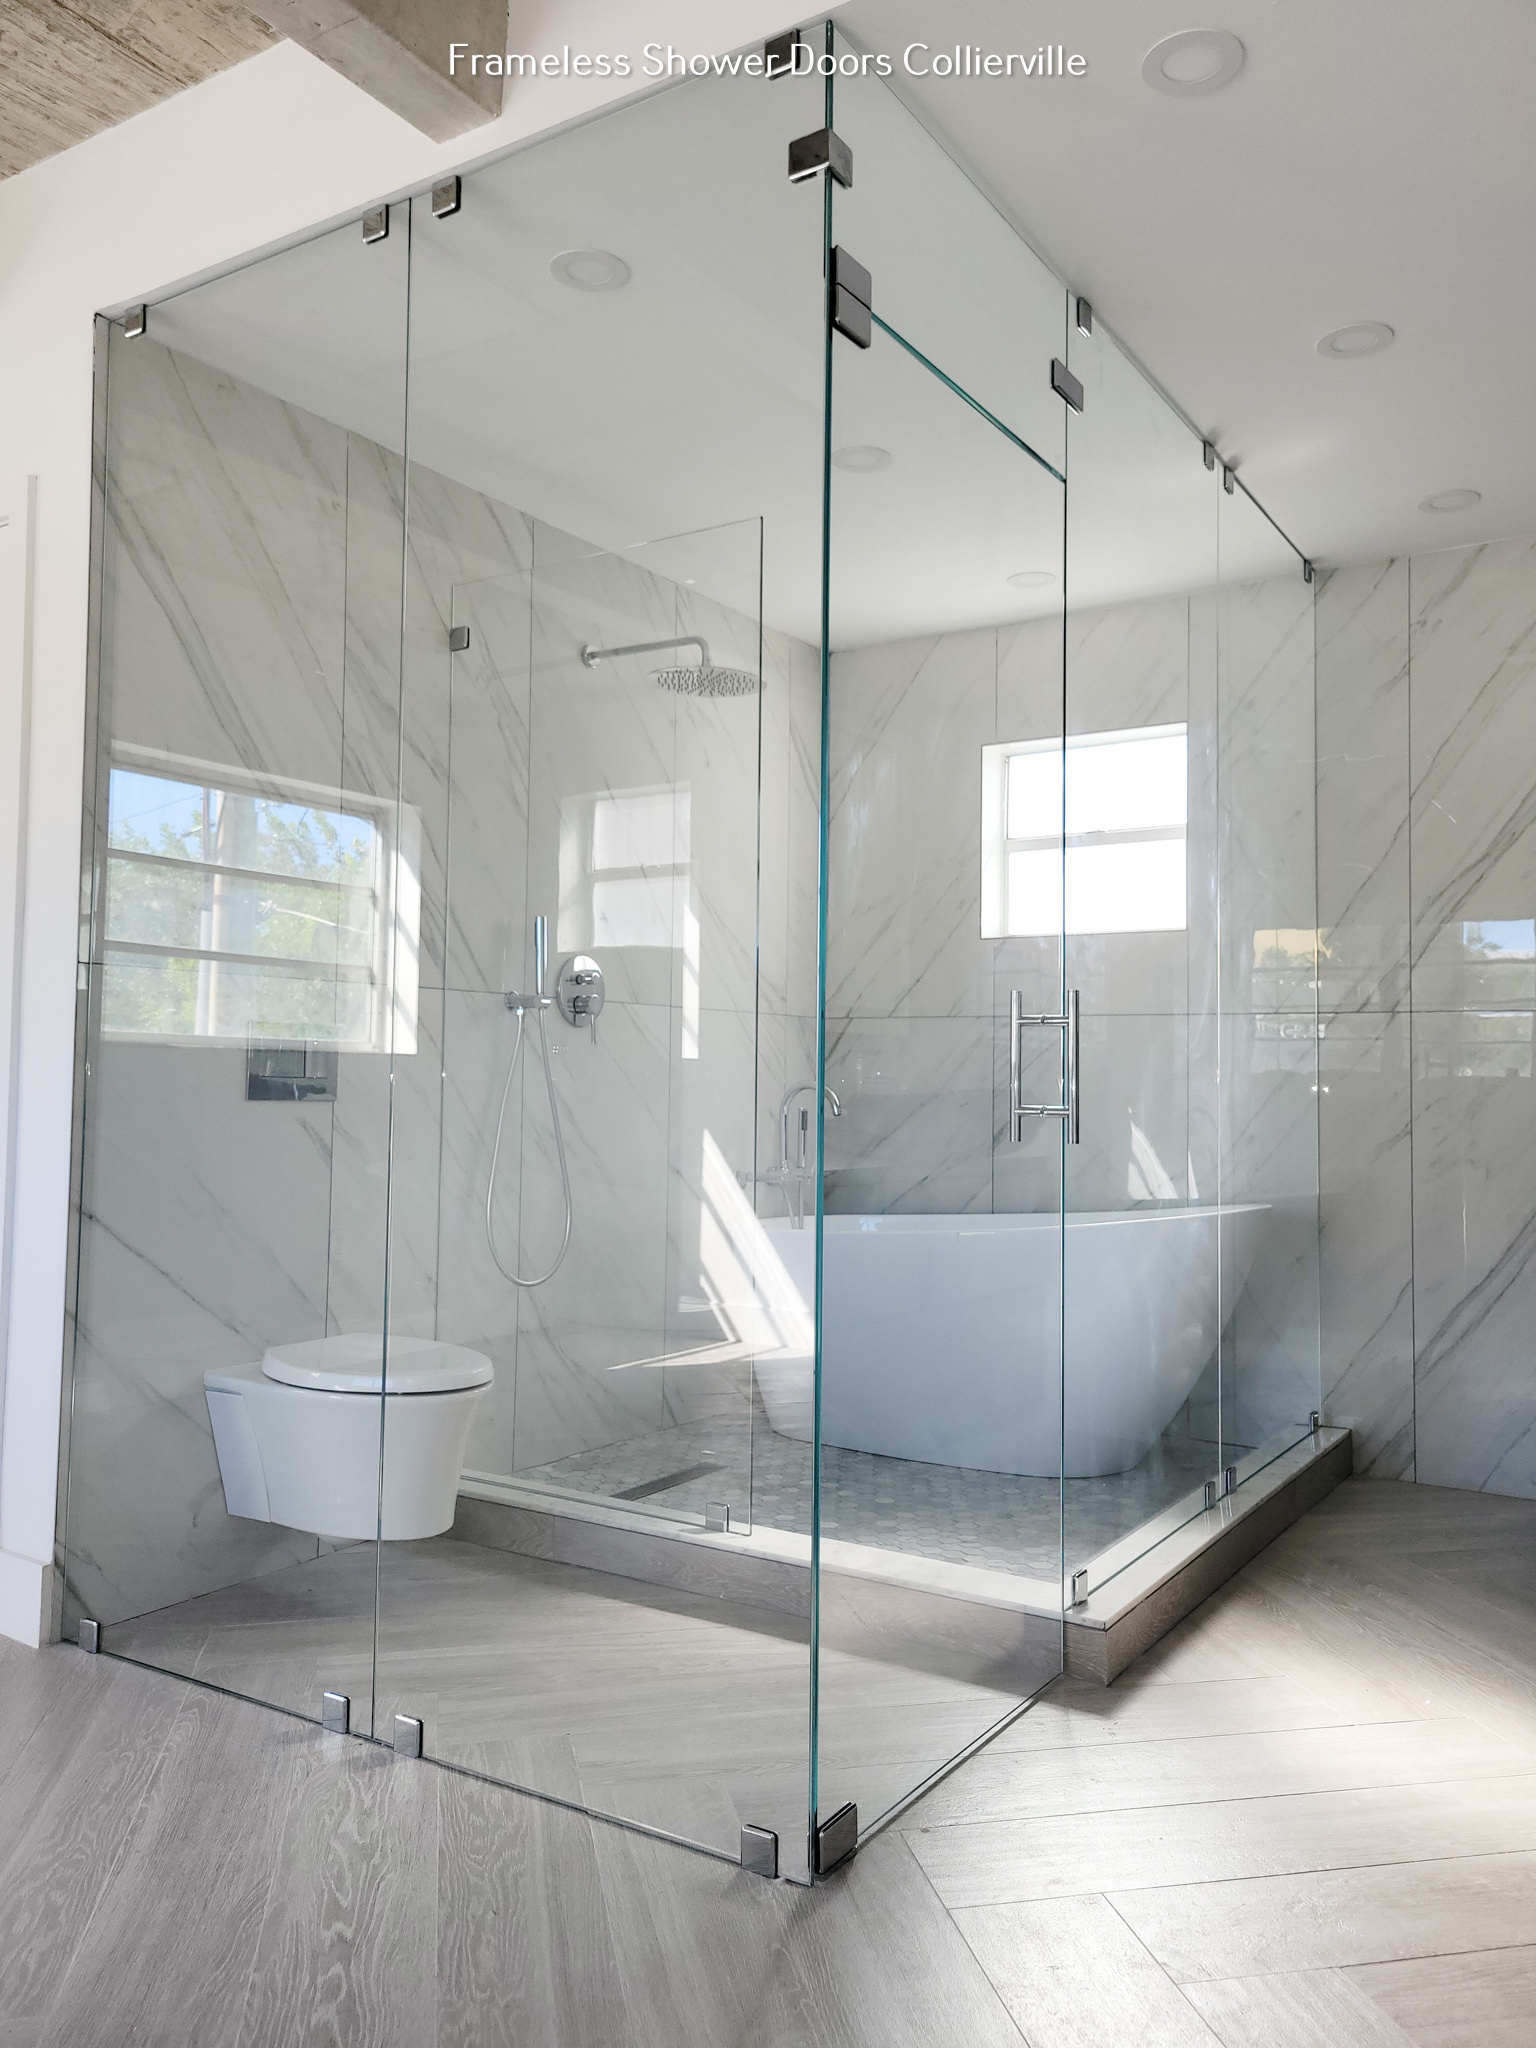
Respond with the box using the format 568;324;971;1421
485;913;574;1288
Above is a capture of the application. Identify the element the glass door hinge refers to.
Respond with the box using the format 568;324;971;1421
1051;359;1084;413
789;128;853;188
831;245;871;348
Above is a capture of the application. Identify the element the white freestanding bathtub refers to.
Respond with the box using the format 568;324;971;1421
753;1205;1267;1479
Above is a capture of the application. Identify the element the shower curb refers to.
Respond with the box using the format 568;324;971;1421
453;1430;1352;1696
1064;1427;1354;1685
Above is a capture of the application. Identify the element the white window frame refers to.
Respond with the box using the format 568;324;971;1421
981;721;1188;939
100;743;420;1054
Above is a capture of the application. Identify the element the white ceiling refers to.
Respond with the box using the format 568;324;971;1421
840;0;1536;568
151;43;1298;652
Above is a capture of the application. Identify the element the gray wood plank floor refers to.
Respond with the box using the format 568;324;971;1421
4;1479;1535;2046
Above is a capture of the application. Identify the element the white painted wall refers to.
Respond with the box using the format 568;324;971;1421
0;0;790;1646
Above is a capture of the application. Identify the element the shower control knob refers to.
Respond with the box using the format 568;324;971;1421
556;956;605;1043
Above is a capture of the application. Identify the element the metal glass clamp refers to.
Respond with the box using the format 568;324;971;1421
1009;988;1080;1145
740;1824;779;1878
814;1802;858;1875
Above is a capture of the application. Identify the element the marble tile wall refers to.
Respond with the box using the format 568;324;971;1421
1316;537;1536;1499
70;337;362;1623
1315;560;1415;1476
820;574;1323;1461
70;340;818;1620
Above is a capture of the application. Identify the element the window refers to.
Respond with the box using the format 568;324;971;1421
981;723;1187;938
101;749;419;1051
559;784;699;1057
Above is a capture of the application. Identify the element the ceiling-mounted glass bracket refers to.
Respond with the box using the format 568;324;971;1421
765;28;803;77
1075;296;1093;335
1223;464;1237;494
122;305;147;340
431;176;462;220
789;127;853;188
362;207;389;245
831;245;872;349
1303;559;1315;584
1203;440;1217;471
1051;358;1084;413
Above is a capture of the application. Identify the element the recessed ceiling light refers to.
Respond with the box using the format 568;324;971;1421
1007;569;1057;590
1142;30;1245;95
1316;321;1395;359
831;445;892;473
549;249;631;292
1419;489;1481;514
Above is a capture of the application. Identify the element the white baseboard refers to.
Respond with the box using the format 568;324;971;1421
0;1546;54;1647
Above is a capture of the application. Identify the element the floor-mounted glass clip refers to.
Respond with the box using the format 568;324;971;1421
740;1825;779;1878
814;1803;858;1876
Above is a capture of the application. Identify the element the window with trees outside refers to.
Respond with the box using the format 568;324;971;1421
100;750;419;1052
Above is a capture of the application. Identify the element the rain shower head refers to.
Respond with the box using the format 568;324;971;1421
580;634;759;699
651;662;757;698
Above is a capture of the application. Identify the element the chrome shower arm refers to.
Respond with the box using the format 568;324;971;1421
580;634;710;669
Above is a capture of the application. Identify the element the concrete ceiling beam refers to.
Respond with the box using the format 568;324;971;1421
244;0;510;139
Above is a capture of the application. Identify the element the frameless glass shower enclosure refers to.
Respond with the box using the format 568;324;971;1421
62;26;1321;1882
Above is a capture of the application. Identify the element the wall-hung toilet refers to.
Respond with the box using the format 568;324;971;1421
204;1334;492;1541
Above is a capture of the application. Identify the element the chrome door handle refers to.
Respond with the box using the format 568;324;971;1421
1010;987;1080;1145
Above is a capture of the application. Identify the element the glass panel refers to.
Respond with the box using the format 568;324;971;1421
372;57;826;1878
1216;484;1322;1484
829;23;1066;478
816;298;1067;1837
1059;316;1223;1598
62;208;410;1735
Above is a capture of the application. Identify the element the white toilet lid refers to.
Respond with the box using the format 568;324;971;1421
261;1332;493;1395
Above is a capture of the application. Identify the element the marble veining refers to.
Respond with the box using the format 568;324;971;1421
74;341;817;1621
1315;537;1536;1498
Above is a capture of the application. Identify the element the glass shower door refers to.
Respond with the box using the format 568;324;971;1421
371;55;828;1876
1058;308;1321;1616
1058;311;1224;1601
812;303;1069;1851
804;19;1074;1867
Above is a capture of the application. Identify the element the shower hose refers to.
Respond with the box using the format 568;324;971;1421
484;999;572;1287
